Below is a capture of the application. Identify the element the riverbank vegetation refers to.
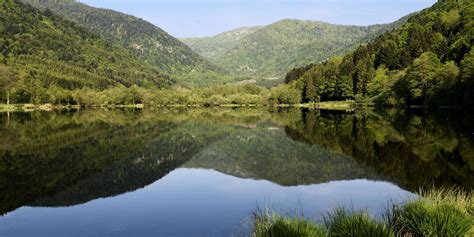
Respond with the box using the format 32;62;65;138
0;83;350;110
252;189;473;237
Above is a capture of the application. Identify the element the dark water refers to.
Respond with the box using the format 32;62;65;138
0;108;473;237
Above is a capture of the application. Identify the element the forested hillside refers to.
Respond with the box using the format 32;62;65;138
21;0;223;78
0;0;173;104
287;0;473;107
182;27;262;60
183;18;408;81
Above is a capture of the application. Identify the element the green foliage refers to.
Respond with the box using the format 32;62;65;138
182;26;262;59
253;189;473;237
285;63;316;84
0;0;173;104
289;0;473;107
325;209;394;237
184;19;407;80
37;83;271;107
391;201;472;237
405;52;443;103
21;0;222;77
390;189;473;237
300;57;346;102
252;211;327;237
269;83;302;105
460;48;474;106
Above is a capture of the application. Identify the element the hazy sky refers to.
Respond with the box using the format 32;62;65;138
79;0;437;38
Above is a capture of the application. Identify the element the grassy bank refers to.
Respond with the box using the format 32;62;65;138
253;189;473;237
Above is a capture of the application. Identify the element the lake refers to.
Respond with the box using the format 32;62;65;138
0;108;473;236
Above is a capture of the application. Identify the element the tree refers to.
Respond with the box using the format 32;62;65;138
460;48;474;83
336;75;353;99
407;24;427;58
0;65;14;104
1;39;9;64
304;76;316;102
437;61;459;89
377;40;399;70
460;48;474;106
354;57;375;97
269;84;302;105
405;52;441;104
367;66;389;98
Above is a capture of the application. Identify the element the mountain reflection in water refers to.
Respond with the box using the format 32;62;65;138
0;108;472;236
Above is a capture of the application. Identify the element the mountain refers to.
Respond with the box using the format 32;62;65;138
0;0;173;104
182;26;262;59
20;0;223;78
289;0;473;107
182;18;408;81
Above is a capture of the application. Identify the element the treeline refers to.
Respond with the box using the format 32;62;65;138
286;0;473;107
9;83;301;107
0;0;173;104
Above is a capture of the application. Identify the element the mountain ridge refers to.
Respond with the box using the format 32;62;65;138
182;16;411;81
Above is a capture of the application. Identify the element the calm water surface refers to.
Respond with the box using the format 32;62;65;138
0;108;472;236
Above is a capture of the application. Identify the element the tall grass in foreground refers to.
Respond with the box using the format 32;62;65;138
252;209;327;237
325;208;393;237
252;189;473;237
389;189;473;237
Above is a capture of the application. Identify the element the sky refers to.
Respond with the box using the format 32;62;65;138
79;0;437;38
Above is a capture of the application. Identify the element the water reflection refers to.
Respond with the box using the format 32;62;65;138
0;108;472;236
285;109;474;191
1;169;411;237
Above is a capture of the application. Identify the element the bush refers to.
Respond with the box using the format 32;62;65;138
206;95;231;106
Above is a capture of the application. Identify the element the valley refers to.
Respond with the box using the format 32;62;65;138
0;0;473;236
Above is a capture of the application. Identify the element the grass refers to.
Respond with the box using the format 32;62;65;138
325;208;393;237
252;189;473;237
389;189;473;237
252;209;327;237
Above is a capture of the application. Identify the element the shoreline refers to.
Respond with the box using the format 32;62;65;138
1;101;468;113
0;101;358;112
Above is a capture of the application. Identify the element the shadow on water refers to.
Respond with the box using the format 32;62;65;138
0;107;472;216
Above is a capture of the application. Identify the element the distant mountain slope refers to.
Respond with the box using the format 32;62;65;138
21;0;222;77
182;26;262;59
183;18;409;80
0;0;172;103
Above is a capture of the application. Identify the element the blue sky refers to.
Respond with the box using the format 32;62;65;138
80;0;436;38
